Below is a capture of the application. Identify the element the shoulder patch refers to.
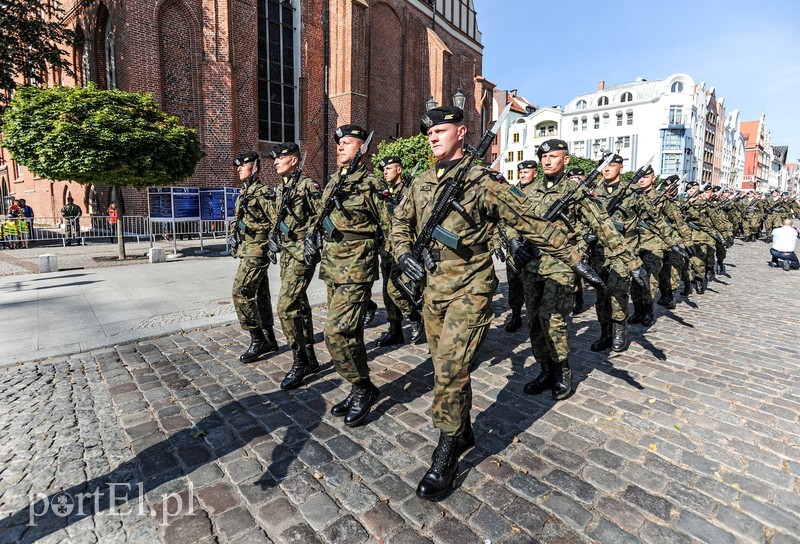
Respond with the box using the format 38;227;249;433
488;170;505;183
510;185;525;198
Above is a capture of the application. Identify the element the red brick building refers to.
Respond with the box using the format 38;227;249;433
0;0;491;218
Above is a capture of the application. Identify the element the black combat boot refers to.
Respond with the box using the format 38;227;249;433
524;359;555;395
376;320;404;347
330;386;357;417
305;344;319;369
611;321;628;352
694;274;706;294
344;379;380;427
641;303;654;327
591;323;613;352
718;262;727;275
627;300;644;324
663;291;677;309
240;329;270;364
261;326;279;352
572;289;585;315
680;281;692;296
552;359;573;400
504;309;523;332
416;432;461;501
280;347;320;390
409;318;424;344
363;300;377;327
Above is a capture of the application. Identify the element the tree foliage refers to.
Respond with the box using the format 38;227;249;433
371;133;434;179
0;0;75;112
2;84;203;187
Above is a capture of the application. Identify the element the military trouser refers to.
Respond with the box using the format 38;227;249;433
631;250;663;307
232;255;274;331
766;214;782;232
743;216;761;238
522;271;573;364
380;253;416;322
325;282;370;385
507;264;525;313
423;292;493;436
689;243;714;276
659;250;684;293
592;256;631;324
278;254;316;350
715;242;727;267
64;218;79;239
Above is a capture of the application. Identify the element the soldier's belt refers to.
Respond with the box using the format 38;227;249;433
429;243;489;262
330;232;374;243
243;231;269;241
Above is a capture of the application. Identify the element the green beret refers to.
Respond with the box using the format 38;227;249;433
268;142;300;159
378;155;402;169
334;124;367;143
420;106;464;134
537;139;568;157
233;151;259;166
517;160;539;171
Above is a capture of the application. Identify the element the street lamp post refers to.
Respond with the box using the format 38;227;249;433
452;88;466;109
425;96;438;111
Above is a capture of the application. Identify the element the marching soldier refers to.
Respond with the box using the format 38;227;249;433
231;151;280;363
656;175;693;309
268;143;323;389
681;182;724;294
707;187;734;275
392;107;605;500
61;196;82;246
373;156;424;347
742;191;764;242
303;124;393;427
566;167;588;315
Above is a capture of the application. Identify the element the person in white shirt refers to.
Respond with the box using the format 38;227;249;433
770;219;800;271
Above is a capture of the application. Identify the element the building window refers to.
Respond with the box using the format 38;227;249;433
105;21;116;89
671;81;684;93
572;118;578;132
616;111;623;126
626;110;633;125
597;96;609;106
663;129;682;150
620;92;633;103
258;0;297;142
512;132;520;143
593;115;600;129
507;151;514;162
661;153;680;174
581;117;587;131
507;170;514;181
576;99;587;110
602;113;609;129
517;150;524;161
669;105;683;125
573;141;585;157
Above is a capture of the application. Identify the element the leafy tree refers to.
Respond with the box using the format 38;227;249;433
371;133;434;179
0;0;75;113
2;84;203;258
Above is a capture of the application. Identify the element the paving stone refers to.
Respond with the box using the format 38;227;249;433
587;519;638;544
320;515;369;544
358;503;404;538
277;522;324;544
161;511;213;544
386;527;433;544
297;493;340;531
333;481;378;513
429;517;479;544
714;504;766;542
506;473;549;501
620;485;673;521
594;496;645;532
543;469;597;503
215;505;255;539
467;504;514;541
675;510;735;544
638;521;693;544
195;482;240;515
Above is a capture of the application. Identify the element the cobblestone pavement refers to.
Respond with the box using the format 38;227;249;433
1;240;799;544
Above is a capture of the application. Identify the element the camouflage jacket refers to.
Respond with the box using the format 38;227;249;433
392;157;580;301
660;194;693;247
515;174;641;278
742;197;764;218
318;165;392;284
707;200;733;237
232;178;278;257
60;203;82;219
637;186;685;252
682;198;723;244
275;172;323;263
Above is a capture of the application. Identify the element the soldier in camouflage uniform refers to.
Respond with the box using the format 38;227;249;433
566;167;588;315
231;151;280;363
392;107;605;500
656;176;694;309
373;156;424;347
267;143;323;389
764;190;784;233
682;182;725;294
516;144;644;400
303;124;393;427
707;187;734;275
742;191;764;242
589;155;683;351
61;197;82;246
631;168;690;325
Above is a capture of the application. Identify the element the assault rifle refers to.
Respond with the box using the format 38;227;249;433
395;102;513;305
304;132;374;267
268;152;306;262
604;156;655;216
651;173;686;208
402;162;421;189
543;153;615;227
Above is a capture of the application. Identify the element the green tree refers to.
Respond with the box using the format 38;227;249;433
0;0;75;113
371;133;434;179
2;84;203;258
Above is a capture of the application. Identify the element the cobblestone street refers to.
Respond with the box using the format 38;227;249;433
1;240;799;544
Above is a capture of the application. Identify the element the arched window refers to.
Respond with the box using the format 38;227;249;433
105;21;116;89
597;96;609;106
593;114;600;129
576;99;587;110
620;91;633;103
671;81;684;93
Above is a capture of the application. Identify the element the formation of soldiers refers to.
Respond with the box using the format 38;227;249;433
228;107;800;501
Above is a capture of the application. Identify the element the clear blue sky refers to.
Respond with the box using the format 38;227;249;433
473;0;800;163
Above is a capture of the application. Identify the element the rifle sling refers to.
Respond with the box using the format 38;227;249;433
429;243;489;262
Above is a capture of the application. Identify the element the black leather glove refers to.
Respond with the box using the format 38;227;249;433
583;232;598;245
572;261;606;291
509;237;534;265
631;266;649;288
492;248;506;262
303;232;319;267
671;245;690;261
267;231;281;255
398;252;424;282
422;249;436;272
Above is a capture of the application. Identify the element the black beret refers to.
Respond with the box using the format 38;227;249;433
517;160;539;171
566;167;585;177
642;165;654;176
686;181;700;189
664;174;680;183
781;191;789;196
722;188;731;193
269;142;300;159
537;139;569;157
604;153;624;165
378;155;402;169
747;190;754;194
420;106;465;134
233;151;259;166
701;184;713;192
334;124;368;143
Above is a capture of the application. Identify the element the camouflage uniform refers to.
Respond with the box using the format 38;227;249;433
276;172;323;351
514;174;640;365
231;178;278;331
742;196;764;240
320;165;392;385
61;201;82;241
392;158;583;436
379;181;418;323
708;196;733;270
658;193;693;294
682;198;723;278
